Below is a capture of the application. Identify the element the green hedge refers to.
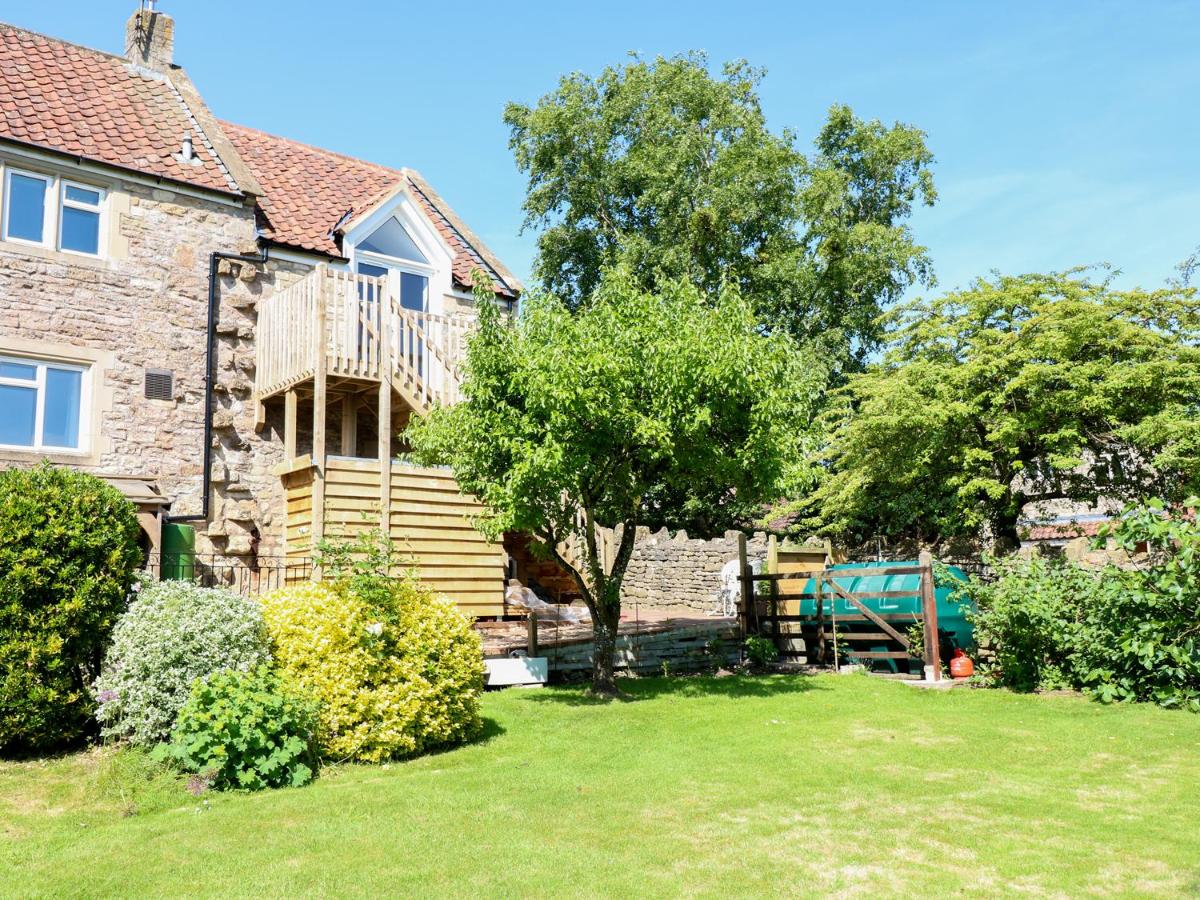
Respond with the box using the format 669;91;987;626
0;463;142;754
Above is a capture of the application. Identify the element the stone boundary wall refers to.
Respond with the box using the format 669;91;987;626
620;528;770;614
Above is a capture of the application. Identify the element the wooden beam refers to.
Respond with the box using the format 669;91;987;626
822;578;911;648
527;612;539;657
341;395;358;457
737;532;751;642
284;389;298;462
378;277;394;546
920;550;942;681
311;265;329;564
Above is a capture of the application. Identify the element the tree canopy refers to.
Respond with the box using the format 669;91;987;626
504;52;936;368
800;270;1200;548
407;274;824;692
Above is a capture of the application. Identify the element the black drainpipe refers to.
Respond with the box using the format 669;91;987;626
166;246;269;524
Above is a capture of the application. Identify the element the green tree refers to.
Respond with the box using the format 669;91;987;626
804;270;1200;548
505;52;936;367
407;274;823;694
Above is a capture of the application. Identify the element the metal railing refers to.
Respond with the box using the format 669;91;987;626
142;553;314;596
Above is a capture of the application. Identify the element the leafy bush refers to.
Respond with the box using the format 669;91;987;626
1080;500;1200;710
261;574;485;762
745;635;779;668
95;580;272;746
0;463;142;755
965;499;1200;711
163;666;318;791
965;555;1101;692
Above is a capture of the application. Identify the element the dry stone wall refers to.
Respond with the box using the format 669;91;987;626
619;527;771;614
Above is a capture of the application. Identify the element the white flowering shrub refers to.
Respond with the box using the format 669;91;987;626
95;580;271;746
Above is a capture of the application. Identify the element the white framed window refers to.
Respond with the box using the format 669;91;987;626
3;168;52;246
1;166;106;257
59;180;104;256
0;355;90;452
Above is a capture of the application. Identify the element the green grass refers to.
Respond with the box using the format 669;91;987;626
3;675;1199;897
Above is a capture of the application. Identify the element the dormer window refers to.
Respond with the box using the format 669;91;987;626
358;216;429;266
354;216;434;313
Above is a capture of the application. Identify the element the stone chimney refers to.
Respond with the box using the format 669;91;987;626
124;5;174;70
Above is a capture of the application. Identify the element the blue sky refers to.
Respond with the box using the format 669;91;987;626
10;1;1198;295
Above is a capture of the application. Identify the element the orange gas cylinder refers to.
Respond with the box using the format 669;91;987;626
950;648;974;679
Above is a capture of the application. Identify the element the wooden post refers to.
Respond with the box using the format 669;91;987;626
814;572;826;666
378;274;395;547
341;395;357;457
830;586;839;672
769;573;781;655
919;549;942;682
283;388;298;462
527;611;539;658
311;265;329;564
737;532;752;642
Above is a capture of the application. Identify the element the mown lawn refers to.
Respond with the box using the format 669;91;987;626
2;675;1199;898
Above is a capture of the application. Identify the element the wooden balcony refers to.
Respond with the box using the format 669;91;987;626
254;264;473;417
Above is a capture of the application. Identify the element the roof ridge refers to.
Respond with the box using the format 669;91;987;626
0;20;132;65
219;120;407;178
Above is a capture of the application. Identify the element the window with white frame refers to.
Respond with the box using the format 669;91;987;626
0;356;89;451
2;166;105;256
59;181;104;255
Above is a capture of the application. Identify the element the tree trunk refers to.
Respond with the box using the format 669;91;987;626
546;514;639;697
590;600;622;695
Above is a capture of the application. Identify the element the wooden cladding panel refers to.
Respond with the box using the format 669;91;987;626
282;468;315;561
316;459;505;616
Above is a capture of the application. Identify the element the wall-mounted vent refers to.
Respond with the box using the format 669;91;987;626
144;368;174;401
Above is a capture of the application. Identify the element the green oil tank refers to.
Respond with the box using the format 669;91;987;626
160;522;196;581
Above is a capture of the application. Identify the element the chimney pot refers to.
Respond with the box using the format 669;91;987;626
124;6;174;70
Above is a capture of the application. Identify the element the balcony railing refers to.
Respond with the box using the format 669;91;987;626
255;264;474;413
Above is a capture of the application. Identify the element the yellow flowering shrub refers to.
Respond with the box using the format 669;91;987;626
259;577;485;762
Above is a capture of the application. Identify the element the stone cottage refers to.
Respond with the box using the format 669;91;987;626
0;7;521;613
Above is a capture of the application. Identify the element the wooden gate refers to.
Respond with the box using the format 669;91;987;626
737;536;942;681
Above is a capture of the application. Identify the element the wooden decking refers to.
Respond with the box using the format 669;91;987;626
476;612;740;675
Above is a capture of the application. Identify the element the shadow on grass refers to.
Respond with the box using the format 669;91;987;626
426;716;507;757
517;673;827;707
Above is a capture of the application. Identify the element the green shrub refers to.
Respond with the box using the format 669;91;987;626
1080;500;1200;710
95;580;272;746
964;555;1101;692
261;573;485;762
965;499;1200;711
745;634;779;668
163;666;318;791
0;463;142;755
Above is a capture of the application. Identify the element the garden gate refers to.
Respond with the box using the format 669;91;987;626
736;536;942;681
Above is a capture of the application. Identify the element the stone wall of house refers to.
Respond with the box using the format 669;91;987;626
0;176;308;560
618;527;771;614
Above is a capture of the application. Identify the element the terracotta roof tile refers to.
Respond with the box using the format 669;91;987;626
1024;520;1108;541
0;23;237;193
220;122;516;297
